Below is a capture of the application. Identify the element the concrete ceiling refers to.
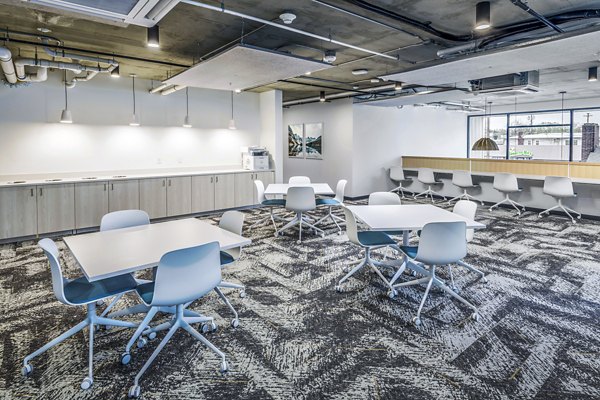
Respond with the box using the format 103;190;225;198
0;0;599;103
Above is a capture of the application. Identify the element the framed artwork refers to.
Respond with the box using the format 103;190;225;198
287;122;324;159
288;124;304;158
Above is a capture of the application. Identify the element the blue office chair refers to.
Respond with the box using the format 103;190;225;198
121;241;226;399
22;238;139;390
315;179;347;234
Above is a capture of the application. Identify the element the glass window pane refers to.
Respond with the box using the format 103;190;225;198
573;110;600;162
509;111;570;127
508;126;570;161
469;115;507;159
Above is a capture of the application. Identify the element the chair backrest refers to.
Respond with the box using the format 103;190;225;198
368;192;401;205
543;176;575;197
254;180;266;204
289;176;311;184
493;173;519;192
334;179;347;204
415;222;467;265
219;210;245;260
452;170;474;187
38;238;70;305
285;186;316;212
100;209;150;232
151;241;222;307
343;207;360;246
389;166;405;181
417;168;436;184
453;200;477;242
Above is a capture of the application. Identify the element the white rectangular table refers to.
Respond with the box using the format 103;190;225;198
264;183;334;196
64;218;251;282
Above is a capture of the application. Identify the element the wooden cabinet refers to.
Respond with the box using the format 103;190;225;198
108;179;139;212
215;173;235;210
75;181;109;229
0;186;38;240
139;178;167;219
167;176;192;217
191;175;215;213
37;184;75;234
234;172;255;207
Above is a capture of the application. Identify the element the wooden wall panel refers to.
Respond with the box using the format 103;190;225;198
402;157;469;171
470;159;569;176
570;163;600;179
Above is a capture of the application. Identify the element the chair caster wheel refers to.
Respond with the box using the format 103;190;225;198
335;285;342;293
451;286;460;294
210;322;218;332
136;337;148;349
148;332;157;340
231;319;239;328
128;384;141;398
387;289;397;299
489;208;493;212
96;300;105;306
481;277;488;284
121;352;131;365
200;323;211;334
577;215;582;219
412;317;421;326
220;360;229;374
22;363;33;377
239;290;246;298
471;312;480;322
81;377;93;390
297;240;302;244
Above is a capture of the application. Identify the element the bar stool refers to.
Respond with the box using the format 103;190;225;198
489;173;525;216
539;176;581;223
389;166;413;198
447;170;483;205
413;168;446;203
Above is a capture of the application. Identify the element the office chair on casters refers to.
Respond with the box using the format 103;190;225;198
392;222;479;326
276;186;324;243
315;179;347;234
413;168;446;203
489;173;525;216
447;171;483;205
22;238;139;391
539;176;581;223
249;180;286;232
389;166;413;198
123;242;227;399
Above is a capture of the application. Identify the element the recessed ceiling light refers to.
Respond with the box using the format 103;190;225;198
305;71;311;75
475;1;491;30
352;69;368;75
370;78;382;83
352;85;359;90
234;88;241;93
37;27;52;33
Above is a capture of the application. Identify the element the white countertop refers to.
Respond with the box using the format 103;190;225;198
0;166;274;188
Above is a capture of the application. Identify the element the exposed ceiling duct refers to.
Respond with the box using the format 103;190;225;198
469;71;539;96
0;47;17;84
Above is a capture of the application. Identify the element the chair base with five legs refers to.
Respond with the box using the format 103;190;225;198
447;188;483;206
414;185;446;203
489;194;526;216
538;198;581;223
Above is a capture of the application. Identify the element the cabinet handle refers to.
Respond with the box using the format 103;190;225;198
103;183;107;191
111;183;114;191
30;188;34;197
39;188;43;196
162;180;165;187
216;176;219;183
168;179;171;187
211;177;213;183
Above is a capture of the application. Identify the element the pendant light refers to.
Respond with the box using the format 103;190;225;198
228;91;236;130
147;25;160;48
183;87;192;128
60;70;73;124
319;91;326;102
110;65;120;78
472;101;499;151
129;74;140;126
475;1;491;30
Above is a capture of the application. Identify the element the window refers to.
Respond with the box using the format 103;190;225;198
572;110;600;162
508;111;570;161
468;114;507;159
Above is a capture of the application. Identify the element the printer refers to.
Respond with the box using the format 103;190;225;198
242;146;270;170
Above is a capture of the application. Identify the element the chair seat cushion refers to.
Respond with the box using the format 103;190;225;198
357;231;396;247
383;230;404;236
136;282;155;305
400;245;418;259
220;251;235;266
316;198;340;206
262;199;286;206
64;273;138;305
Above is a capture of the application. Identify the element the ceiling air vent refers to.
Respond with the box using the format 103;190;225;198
469;71;539;95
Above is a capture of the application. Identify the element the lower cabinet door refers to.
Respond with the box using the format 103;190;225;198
215;174;235;210
167;176;192;217
139;178;167;219
75;181;109;229
0;186;38;240
108;180;140;212
191;175;215;213
37;184;75;234
234;172;255;207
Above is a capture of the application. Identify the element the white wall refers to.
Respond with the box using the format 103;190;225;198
0;72;262;176
282;99;354;194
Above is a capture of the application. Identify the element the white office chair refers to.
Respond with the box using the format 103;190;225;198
22;238;139;390
288;176;311;184
315;179;347;234
368;191;402;205
447;170;483;205
389;166;413;198
413;168;446;203
392;222;479;326
249;180;286;232
122;242;227;398
450;200;487;288
539;176;581;223
276;186;324;243
335;207;397;294
489;173;525;216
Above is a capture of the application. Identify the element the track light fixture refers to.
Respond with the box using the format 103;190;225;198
589;66;598;82
475;1;491;30
319;91;326;102
110;65;120;78
394;82;403;91
147;25;160;48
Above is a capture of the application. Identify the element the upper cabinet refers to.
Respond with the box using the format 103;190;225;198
0;186;37;240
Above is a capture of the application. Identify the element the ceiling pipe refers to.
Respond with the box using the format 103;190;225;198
509;0;564;33
159;84;186;95
66;71;99;88
41;39;118;66
0;46;17;84
150;82;171;93
180;0;399;60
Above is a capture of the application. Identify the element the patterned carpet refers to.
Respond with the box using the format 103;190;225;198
0;198;599;400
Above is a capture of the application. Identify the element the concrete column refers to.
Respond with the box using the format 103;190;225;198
259;90;283;183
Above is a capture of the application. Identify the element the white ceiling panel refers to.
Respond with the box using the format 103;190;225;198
165;44;333;91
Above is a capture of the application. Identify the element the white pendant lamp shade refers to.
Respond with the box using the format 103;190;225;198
183;87;192;128
129;74;140;126
130;113;140;127
183;115;192;128
60;108;73;124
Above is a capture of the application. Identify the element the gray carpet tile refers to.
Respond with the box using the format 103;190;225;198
0;198;599;399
